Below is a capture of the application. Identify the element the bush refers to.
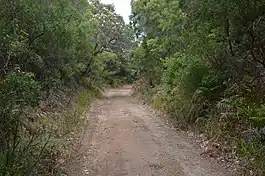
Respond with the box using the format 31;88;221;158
0;72;42;175
0;72;40;150
0;82;99;175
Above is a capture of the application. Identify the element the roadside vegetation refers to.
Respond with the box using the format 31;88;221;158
3;0;265;175
0;0;134;175
130;0;265;175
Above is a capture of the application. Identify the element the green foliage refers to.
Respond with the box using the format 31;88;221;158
131;0;265;173
0;72;40;108
0;87;99;176
0;72;40;150
0;0;134;175
0;72;44;176
162;54;209;97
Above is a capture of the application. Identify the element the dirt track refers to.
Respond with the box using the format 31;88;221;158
68;85;229;176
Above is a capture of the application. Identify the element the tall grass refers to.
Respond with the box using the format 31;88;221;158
0;88;99;176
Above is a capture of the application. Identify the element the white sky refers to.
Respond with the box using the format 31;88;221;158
101;0;131;23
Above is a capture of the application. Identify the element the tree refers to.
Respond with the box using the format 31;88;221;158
131;0;265;174
0;0;135;174
83;0;134;76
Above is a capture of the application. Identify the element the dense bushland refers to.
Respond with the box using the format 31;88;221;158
0;0;134;175
130;0;265;174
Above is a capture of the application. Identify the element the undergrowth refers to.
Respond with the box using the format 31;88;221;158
130;0;265;174
136;82;265;175
0;86;99;176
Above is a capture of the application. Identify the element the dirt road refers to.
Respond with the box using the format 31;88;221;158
68;85;229;176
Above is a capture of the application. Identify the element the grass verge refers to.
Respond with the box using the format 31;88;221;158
0;87;100;176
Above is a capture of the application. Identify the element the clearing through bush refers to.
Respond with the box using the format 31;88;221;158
68;85;229;176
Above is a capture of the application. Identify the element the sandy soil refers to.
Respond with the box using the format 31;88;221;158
67;85;229;176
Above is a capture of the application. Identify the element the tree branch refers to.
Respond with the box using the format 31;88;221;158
248;30;265;68
28;23;46;46
225;17;234;56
